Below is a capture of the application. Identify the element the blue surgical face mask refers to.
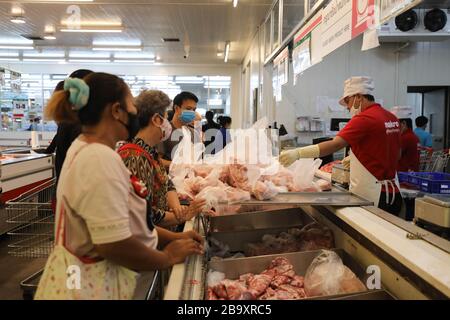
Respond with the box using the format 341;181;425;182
179;110;196;124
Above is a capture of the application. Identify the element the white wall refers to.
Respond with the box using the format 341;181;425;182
3;62;242;128
241;34;450;144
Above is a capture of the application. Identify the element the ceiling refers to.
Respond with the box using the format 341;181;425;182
0;0;272;65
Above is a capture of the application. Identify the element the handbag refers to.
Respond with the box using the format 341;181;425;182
34;143;138;300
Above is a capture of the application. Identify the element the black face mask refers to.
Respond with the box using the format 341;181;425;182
118;110;140;141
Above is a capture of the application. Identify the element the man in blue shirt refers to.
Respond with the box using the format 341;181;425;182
414;116;433;148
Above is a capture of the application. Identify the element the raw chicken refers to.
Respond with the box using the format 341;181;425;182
206;287;219;300
192;164;214;178
290;275;305;288
212;279;249;300
315;179;332;191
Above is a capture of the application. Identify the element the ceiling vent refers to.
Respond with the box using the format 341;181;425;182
21;34;44;41
162;38;180;42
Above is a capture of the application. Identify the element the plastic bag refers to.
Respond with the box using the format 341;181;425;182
304;250;366;297
171;127;204;165
207;270;226;287
289;158;323;191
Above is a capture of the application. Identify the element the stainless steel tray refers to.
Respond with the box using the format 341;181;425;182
209;208;316;252
208;249;371;300
230;192;373;206
331;290;395;300
209;207;313;233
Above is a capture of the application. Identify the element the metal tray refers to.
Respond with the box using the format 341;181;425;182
209;208;316;252
208;249;370;299
231;192;373;207
209;207;313;233
331;290;395;300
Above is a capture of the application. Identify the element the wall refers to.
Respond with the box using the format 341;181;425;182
242;35;450;145
2;62;242;128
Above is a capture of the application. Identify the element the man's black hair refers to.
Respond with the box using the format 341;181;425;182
173;91;199;110
415;115;428;128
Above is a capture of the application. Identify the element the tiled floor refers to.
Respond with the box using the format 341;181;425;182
0;235;46;300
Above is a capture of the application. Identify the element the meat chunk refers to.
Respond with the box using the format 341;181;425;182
247;274;273;298
290;275;305;288
270;275;292;288
206;287;218;300
212;279;249;300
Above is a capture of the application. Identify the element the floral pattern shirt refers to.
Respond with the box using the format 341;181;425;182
118;138;176;226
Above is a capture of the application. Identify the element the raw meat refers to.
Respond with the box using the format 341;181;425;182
206;287;218;300
320;160;342;173
290;275;305;288
212;279;249;300
193;164;214;178
304;250;366;297
247;274;273;297
315;179;332;191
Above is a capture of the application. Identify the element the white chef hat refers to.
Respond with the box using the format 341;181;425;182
339;76;375;106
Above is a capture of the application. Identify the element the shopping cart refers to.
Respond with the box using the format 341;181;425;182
419;148;450;173
6;178;56;299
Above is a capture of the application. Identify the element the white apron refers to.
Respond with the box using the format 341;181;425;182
349;151;400;207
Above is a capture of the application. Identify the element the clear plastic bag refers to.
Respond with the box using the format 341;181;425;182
289;158;323;191
304;250;366;297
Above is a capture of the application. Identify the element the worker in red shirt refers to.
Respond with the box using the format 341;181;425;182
397;118;420;172
280;77;403;216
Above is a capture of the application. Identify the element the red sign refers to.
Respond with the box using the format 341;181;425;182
352;0;376;38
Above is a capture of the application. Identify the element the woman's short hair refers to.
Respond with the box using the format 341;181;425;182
135;90;172;129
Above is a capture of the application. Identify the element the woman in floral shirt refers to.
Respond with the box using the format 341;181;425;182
118;90;205;228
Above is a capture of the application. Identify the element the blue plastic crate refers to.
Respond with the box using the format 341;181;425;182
406;172;450;194
398;172;409;183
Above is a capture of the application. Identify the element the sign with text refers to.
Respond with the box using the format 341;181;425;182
352;0;376;38
10;71;21;93
321;0;353;57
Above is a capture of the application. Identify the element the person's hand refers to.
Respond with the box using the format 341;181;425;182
170;204;184;222
184;198;207;221
178;230;204;245
163;239;204;265
279;149;300;167
342;156;351;170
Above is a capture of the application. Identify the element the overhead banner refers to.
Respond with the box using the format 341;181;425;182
321;0;376;58
292;9;323;81
379;0;422;24
273;47;289;86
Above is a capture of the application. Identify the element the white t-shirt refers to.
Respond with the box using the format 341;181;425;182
55;138;158;259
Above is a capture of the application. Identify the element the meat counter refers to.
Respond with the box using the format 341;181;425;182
0;153;54;234
163;193;450;300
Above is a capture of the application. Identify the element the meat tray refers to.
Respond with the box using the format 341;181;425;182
209;208;316;252
207;249;372;300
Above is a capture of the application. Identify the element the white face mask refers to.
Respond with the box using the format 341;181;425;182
349;97;362;117
157;115;172;142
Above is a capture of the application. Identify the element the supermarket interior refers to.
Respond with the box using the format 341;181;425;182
0;0;449;301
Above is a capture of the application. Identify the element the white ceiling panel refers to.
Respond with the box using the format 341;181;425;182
0;0;272;64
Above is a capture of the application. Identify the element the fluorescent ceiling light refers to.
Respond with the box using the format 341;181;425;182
11;17;26;24
0;45;34;50
24;53;65;58
0;52;19;57
93;47;142;52
92;40;141;46
44;35;57;40
70;52;109;58
114;59;155;63
233;0;238;7
23;58;66;62
224;41;230;63
69;59;111;63
61;28;122;33
115;53;155;59
61;20;121;27
0;58;19;61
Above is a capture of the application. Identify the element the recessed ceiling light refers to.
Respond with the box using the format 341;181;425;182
61;28;123;33
11;16;26;24
93;47;142;52
0;45;34;50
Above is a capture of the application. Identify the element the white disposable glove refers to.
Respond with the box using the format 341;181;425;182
342;156;351;170
279;145;320;167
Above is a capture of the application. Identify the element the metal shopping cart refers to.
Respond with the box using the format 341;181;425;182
6;179;56;299
419;148;450;173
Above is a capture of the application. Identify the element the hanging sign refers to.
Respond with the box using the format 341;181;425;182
10;71;21;93
0;68;5;87
273;47;289;86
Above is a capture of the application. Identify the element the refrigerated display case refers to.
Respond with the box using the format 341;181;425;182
164;187;450;300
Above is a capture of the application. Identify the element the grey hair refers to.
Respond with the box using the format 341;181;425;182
135;89;172;129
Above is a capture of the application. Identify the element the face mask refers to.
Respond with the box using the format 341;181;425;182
158;115;172;142
349;97;362;117
118;109;140;141
179;110;197;124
